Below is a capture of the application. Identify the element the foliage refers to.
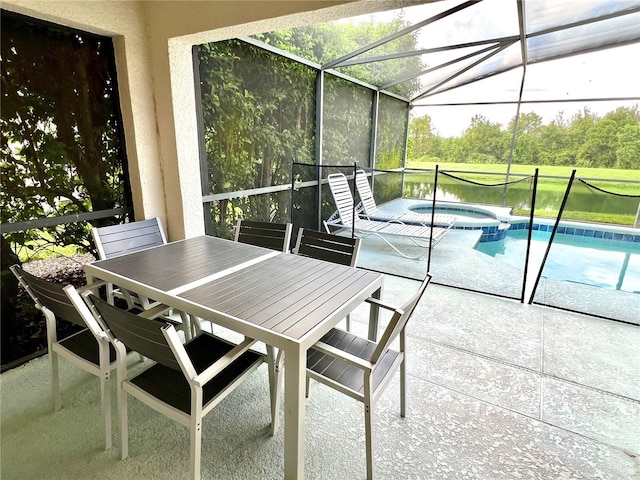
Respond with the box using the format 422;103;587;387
323;74;374;167
256;16;423;99
198;20;421;235
408;106;640;171
376;94;407;170
198;40;317;235
1;13;127;257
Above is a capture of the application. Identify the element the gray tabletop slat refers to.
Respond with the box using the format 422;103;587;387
180;254;381;339
280;271;376;339
89;236;272;291
216;260;339;317
88;236;383;343
184;254;313;307
256;268;361;327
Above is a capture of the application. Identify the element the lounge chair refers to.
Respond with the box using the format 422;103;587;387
355;170;456;228
324;173;449;259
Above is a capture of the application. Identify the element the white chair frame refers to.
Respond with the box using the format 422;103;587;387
81;292;278;480
305;274;432;479
11;264;133;450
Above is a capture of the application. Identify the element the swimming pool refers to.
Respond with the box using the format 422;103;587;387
476;228;640;293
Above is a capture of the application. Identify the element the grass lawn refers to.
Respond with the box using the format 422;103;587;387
403;162;640;225
407;161;640;180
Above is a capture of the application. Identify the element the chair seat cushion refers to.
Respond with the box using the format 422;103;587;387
59;328;117;366
307;329;401;395
130;333;264;414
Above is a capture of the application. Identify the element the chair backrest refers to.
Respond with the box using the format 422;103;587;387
354;170;379;216
327;173;355;227
371;273;432;364
234;219;292;252
10;264;87;329
86;293;180;371
293;228;360;267
92;218;167;260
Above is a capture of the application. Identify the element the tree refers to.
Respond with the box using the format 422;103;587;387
1;13;127;254
198;19;424;235
538;116;575;166
615;124;640;169
577;118;618;168
408;115;437;160
459;115;506;163
1;12;128;363
509;112;543;165
198;39;317;235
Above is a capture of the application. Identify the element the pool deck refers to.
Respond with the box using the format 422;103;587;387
352;232;640;463
354;226;639;325
2;253;638;479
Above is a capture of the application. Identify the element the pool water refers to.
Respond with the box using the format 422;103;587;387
476;229;640;293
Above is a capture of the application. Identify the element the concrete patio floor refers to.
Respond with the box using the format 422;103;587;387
1;269;638;479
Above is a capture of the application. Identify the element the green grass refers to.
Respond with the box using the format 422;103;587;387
510;209;634;225
407;161;640;180
407;161;640;193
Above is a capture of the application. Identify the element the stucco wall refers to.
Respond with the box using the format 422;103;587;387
2;0;416;240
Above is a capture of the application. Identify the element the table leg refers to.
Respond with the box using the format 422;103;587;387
283;345;305;479
367;286;382;342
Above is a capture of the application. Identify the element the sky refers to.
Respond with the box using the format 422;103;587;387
411;42;640;137
339;0;640;137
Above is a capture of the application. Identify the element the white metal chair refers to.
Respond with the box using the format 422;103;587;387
80;292;277;480
305;273;433;480
354;169;456;228
324;173;449;259
10;265;129;450
92;217;192;336
234;219;292;252
293;227;361;330
91;217;166;309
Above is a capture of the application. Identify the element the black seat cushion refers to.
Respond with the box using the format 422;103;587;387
130;333;264;414
59;329;117;365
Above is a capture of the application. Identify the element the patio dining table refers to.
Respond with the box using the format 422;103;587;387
84;235;384;479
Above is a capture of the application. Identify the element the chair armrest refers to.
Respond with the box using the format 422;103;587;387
312;341;374;372
77;280;107;293
364;296;399;313
193;337;259;387
137;303;173;320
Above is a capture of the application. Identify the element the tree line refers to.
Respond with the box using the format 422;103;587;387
408;106;640;169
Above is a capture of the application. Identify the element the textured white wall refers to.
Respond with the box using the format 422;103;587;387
2;0;417;239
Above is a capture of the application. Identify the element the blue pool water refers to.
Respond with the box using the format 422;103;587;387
476;229;640;293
